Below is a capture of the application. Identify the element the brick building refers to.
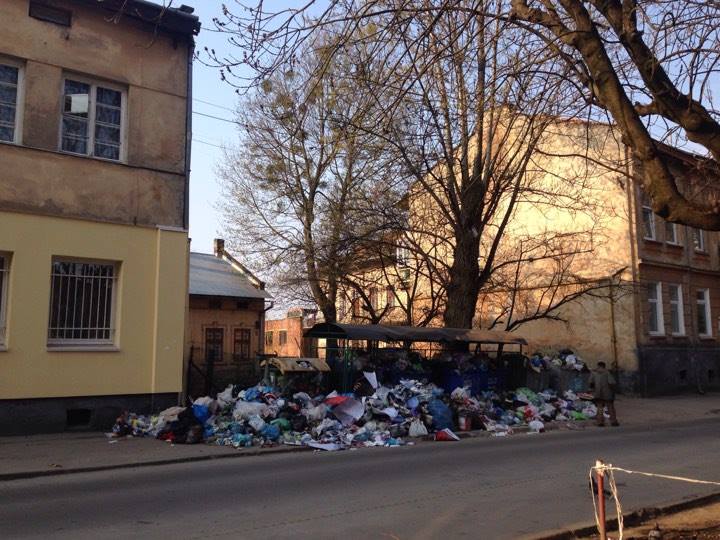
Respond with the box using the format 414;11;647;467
265;308;320;358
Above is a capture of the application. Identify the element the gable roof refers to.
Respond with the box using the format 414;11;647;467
189;252;272;300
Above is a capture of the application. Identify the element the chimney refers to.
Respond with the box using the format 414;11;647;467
213;238;225;258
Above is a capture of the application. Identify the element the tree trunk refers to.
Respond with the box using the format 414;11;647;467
443;227;481;329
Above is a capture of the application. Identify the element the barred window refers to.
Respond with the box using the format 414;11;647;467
0;254;9;344
279;330;288;346
48;260;117;345
265;331;273;346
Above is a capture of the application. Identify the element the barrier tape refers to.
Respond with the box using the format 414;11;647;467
589;462;720;540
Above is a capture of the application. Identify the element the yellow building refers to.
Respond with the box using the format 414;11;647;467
340;120;720;395
0;0;200;433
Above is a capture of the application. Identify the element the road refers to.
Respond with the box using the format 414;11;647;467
2;419;720;539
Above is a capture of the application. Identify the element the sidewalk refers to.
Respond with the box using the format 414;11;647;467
2;393;719;480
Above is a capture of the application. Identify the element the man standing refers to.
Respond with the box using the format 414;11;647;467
589;362;619;427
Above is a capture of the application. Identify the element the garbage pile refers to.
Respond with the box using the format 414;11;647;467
111;377;598;451
528;349;588;373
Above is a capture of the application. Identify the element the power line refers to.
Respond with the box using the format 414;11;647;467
193;110;239;125
193;97;236;113
192;138;227;150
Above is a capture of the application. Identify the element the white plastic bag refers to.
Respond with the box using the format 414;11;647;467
233;401;268;421
409;418;429;437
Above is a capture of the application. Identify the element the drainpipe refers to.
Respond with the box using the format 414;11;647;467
608;277;619;385
623;146;644;395
183;38;194;231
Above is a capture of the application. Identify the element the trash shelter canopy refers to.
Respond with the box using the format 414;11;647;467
303;323;527;346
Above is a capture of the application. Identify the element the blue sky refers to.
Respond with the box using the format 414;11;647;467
183;1;246;255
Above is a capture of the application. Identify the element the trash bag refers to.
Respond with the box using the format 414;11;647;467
233;401;268;421
248;415;266;433
427;399;453;431
192;404;212;424
260;424;281;441
409;418;429;437
450;387;469;401
305;404;328;422
270;418;291;432
290;414;308;432
528;420;545;433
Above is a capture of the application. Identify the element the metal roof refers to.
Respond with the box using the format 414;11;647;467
189;253;272;300
303;323;527;345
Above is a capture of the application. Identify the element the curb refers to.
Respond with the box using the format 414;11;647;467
0;444;313;482
528;491;720;540
0;420;592;482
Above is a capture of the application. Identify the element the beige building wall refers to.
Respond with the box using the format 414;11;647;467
0;0;190;228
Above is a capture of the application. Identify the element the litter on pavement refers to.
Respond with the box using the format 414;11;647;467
111;375;598;451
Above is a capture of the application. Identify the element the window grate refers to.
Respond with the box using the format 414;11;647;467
48;260;117;345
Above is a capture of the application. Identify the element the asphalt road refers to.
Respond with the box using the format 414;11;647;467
2;420;720;540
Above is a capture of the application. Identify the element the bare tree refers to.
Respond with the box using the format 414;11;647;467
218;39;402;323
208;0;720;230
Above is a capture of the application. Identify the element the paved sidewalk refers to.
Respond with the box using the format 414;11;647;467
2;393;719;480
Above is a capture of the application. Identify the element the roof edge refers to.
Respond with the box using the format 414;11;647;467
72;0;201;37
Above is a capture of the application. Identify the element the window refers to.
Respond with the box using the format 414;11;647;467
696;288;712;337
668;284;685;336
351;297;360;318
396;244;410;267
265;331;273;346
386;286;395;308
204;328;224;363
61;78;124;161
278;330;287;346
48;260;117;345
233;328;251;359
0;254;9;345
692;228;706;252
369;287;379;310
0;62;21;144
665;222;679;245
641;192;656;240
647;282;664;335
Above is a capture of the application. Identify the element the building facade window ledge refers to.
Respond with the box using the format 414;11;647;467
46;345;120;353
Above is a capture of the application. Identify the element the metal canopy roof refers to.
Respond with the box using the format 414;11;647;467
303;323;527;345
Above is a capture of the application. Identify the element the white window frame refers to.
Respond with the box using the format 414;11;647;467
696;288;712;337
664;221;680;245
0;57;24;145
0;253;10;347
59;74;127;162
692;228;706;252
647;281;664;335
47;258;119;348
668;284;685;336
641;205;656;240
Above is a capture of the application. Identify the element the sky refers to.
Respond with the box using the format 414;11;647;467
182;1;250;255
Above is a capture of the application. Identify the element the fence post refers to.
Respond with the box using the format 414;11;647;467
596;460;607;540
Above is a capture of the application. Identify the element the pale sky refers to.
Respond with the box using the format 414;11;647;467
182;1;250;255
